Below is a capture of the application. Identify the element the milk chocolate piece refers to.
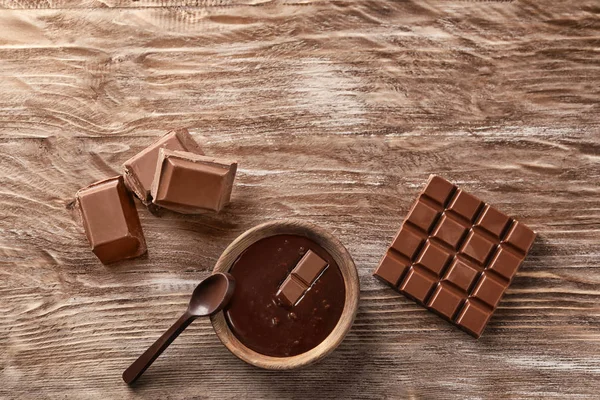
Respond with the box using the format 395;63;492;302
123;129;203;205
76;176;147;264
292;249;329;286
276;276;308;307
150;149;237;213
275;250;329;306
373;175;536;338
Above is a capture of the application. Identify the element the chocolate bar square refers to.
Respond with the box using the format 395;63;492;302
415;241;452;276
375;252;410;287
275;250;329;307
390;226;424;260
292;250;328;286
443;258;479;292
431;214;467;249
150;149;237;213
373;175;536;338
76;176;147;264
427;283;464;320
399;267;437;303
276;276;307;307
123;128;203;205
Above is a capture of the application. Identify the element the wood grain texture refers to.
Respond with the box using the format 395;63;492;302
0;0;599;398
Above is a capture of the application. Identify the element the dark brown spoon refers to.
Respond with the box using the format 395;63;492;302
122;272;235;385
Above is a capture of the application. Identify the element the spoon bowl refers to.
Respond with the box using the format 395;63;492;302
189;273;235;316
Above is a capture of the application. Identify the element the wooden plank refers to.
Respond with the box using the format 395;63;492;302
0;0;264;10
1;0;599;398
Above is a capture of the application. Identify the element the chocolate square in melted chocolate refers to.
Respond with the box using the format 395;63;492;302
292;250;328;286
276;276;308;307
373;175;536;338
275;249;329;306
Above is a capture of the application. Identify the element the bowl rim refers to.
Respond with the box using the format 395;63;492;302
210;219;360;370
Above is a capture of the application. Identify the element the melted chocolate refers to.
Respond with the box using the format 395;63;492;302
224;234;346;357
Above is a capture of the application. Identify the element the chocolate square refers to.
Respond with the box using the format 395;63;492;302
76;176;146;264
390;227;425;260
423;176;455;206
471;273;506;308
488;247;522;280
447;189;483;222
123;129;203;205
415;241;452;276
504;221;536;253
292;250;328;286
443;258;479;292
475;205;510;238
275;249;332;308
407;200;440;233
427;284;465;320
460;231;495;265
456;300;491;337
374;251;410;287
399;267;436;303
431;214;468;249
151;149;237;213
276;276;307;307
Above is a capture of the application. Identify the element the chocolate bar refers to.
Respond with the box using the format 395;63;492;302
76;176;147;264
123;129;203;205
373;175;536;338
276;250;329;306
150;149;237;213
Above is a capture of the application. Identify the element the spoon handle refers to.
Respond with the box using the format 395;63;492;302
122;311;195;385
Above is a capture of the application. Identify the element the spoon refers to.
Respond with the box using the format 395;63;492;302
122;272;236;385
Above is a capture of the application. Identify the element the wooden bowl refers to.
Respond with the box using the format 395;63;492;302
210;220;360;370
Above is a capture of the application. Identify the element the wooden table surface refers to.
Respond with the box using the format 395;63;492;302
1;0;599;398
